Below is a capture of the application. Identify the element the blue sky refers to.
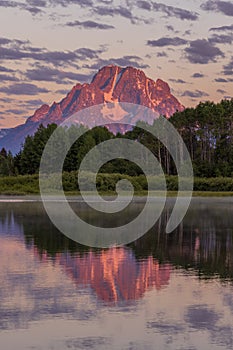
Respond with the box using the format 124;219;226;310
0;0;232;127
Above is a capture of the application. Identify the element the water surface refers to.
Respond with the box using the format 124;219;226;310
0;197;233;350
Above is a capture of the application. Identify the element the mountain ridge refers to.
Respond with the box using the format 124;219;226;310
0;65;184;154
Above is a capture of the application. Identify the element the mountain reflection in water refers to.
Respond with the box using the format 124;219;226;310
38;248;170;303
0;198;233;350
0;198;233;305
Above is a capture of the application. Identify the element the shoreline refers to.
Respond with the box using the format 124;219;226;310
0;191;233;198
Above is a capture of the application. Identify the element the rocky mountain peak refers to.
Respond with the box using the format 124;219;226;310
0;65;185;153
27;104;50;123
155;79;171;93
27;65;184;124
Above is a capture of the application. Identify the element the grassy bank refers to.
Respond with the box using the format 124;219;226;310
0;173;233;195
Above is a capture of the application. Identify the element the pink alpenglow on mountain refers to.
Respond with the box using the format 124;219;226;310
0;65;184;154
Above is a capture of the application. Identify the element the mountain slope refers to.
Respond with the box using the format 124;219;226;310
0;65;184;154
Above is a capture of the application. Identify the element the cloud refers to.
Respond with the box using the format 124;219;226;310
0;37;12;45
0;97;14;103
192;73;205;78
223;57;233;75
201;1;233;16
166;25;174;31
0;66;14;73
184;30;192;36
49;0;93;7
169;78;187;84
91;5;152;24
75;47;105;60
0;46;78;65
65;20;115;30
215;77;228;82
182;90;209;98
24;6;43;14
136;1;152;11
0;83;49;95
17;99;48;111
0;37;106;66
0;1;21;9
147;37;187;47
110;56;149;68
84;55;149;70
209;34;233;44
25;66;93;83
210;24;233;31
23;98;46;106
26;0;47;7
152;2;199;20
156;52;167;57
217;88;226;94
185;39;224;64
38;51;79;63
92;5;137;22
90;1;199;24
55;89;70;95
0;74;19;82
5;109;28;115
0;0;44;15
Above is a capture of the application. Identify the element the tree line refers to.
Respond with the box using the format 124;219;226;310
0;99;232;178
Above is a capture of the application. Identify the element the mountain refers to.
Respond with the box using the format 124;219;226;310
35;247;171;304
0;65;184;154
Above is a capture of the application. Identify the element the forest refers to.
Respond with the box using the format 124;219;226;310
0;99;232;192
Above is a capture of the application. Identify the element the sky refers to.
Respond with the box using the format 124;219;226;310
0;0;232;128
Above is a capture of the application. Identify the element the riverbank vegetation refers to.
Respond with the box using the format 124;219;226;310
0;173;233;195
0;99;232;194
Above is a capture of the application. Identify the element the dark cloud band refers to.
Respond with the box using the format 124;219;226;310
66;20;115;30
0;83;49;95
147;37;187;47
201;1;233;17
185;39;224;64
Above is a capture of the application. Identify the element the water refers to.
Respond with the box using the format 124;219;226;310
0;197;233;350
